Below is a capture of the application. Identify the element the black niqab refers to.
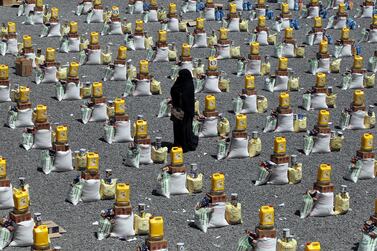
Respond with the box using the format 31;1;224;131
170;69;195;117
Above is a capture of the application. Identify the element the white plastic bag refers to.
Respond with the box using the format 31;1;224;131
0;185;14;209
199;117;218;138
133;79;152;96
310;192;334;217
81;179;100;202
275;113;294;132
312;133;331;153
110;214;135;238
53;150;74;172
169;172;189;195
33;129;52;149
227;137;249;159
9;220;34;247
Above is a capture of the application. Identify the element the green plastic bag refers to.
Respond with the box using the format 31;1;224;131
300;193;314;219
97;218;112;241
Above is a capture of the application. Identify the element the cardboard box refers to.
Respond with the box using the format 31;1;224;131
16;58;32;77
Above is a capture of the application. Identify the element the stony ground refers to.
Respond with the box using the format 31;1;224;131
0;0;377;250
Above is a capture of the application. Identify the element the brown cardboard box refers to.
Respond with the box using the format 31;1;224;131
16;58;33;77
0;0;21;6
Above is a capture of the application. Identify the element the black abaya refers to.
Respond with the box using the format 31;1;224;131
170;69;198;152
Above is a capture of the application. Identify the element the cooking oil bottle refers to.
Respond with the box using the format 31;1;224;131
186;163;203;193
288;155;302;184
277;228;297;251
334;185;350;215
225;193;242;225
248;131;262;157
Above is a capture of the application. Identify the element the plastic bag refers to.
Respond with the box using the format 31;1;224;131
100;179;117;200
0;227;12;250
217;138;229;160
300;193;314;218
97;218;111;240
125;145;141;168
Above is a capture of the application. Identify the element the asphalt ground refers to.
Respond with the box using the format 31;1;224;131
0;0;377;250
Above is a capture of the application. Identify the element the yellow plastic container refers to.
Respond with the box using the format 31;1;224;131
353;55;363;69
338;3;345;13
149;217;164;240
211;172;225;193
158;30;167;43
33;225;49;248
135;19;144;32
23;35;32;48
281;3;289;13
56;125;68;144
36;0;43;8
274;137;286;155
245;75;255;89
13;189;29;211
205;95;216;111
278;57;288;71
0;65;8;80
136;120;148;138
258;0;265;4
319;40;328;54
35;105;47;123
169;3;177;14
207;0;213;3
341;27;350;40
259;205;274;228
70;21;78;33
353;89;365;106
114;98;125;115
314;17;322;28
219;27;228;40
374;14;377;25
116;183;130;204
315;73;326;87
250;42;260;55
0;157;6;178
229;3;237;13
258;16;266;27
117;46;127;60
7;22;16;33
208;56;217;71
86;152;99;171
235;114;247;131
112;6;119;16
92;82;103;98
93;0;101;5
196;17;205;30
317;163;331;183
69;62;79;78
150;0;157;5
51;7;59;19
361;133;374;152
181;43;191;57
171;147;183;166
45;48;55;62
285;28;293;39
305;242;321;251
90;32;99;45
139;60;149;75
279;92;290;108
317;109;330;127
19;86;30;103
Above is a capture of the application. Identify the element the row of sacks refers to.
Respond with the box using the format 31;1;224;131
341;72;376;90
0;215;36;248
263;112;307;133
345;157;377;183
124;143;168;168
216;135;261;160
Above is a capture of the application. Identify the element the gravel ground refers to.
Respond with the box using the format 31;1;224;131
0;0;377;250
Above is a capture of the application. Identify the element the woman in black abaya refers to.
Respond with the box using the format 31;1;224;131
170;69;198;152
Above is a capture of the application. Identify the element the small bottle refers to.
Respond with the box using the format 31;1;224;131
335;185;350;215
138;203;146;218
365;105;376;129
298;114;307;131
177;243;185;251
155;137;162;149
326;86;336;108
190;163;198;179
293;114;299;132
35;48;45;66
34;212;42;226
231;193;238;207
105;169;112;184
277;228;297;251
19;177;26;191
74;150;80;169
78;148;87;169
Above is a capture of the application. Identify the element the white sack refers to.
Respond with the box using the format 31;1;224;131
0;185;14;209
134;1;144;13
205;8;215;21
217;44;231;60
86;49;102;65
359;158;375;179
199;116;218;138
310;192;334;216
63;82;81;100
228;18;240;32
255;237;278;251
268;162;289;185
368;29;377;43
15;109;33;128
90;103;108;122
110;214;135;238
0;85;11;102
193;33;208;48
349;73;364;89
68;37;80;52
169;172;189;195
274;75;288;91
333;17;347;29
112;64;127;81
246;60;261;75
110;22;123;35
317;58;330;73
114;121;133;142
139;144;153;164
154;47;169;62
9;220;34;247
348;110;367;130
256;31;268;45
168;18;179;32
90;9;104;23
203;76;221;93
311;93;328;109
312;133;331;153
134;36;145;50
53;149;73;172
133;79;152;96
33;129;52;149
241;95;257;114
227;137;249;159
308;6;319;18
361;6;374;18
41;66;58;83
275;113;294;132
81;179;100;202
6;38;18;55
47;23;61;37
208;203;229;228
